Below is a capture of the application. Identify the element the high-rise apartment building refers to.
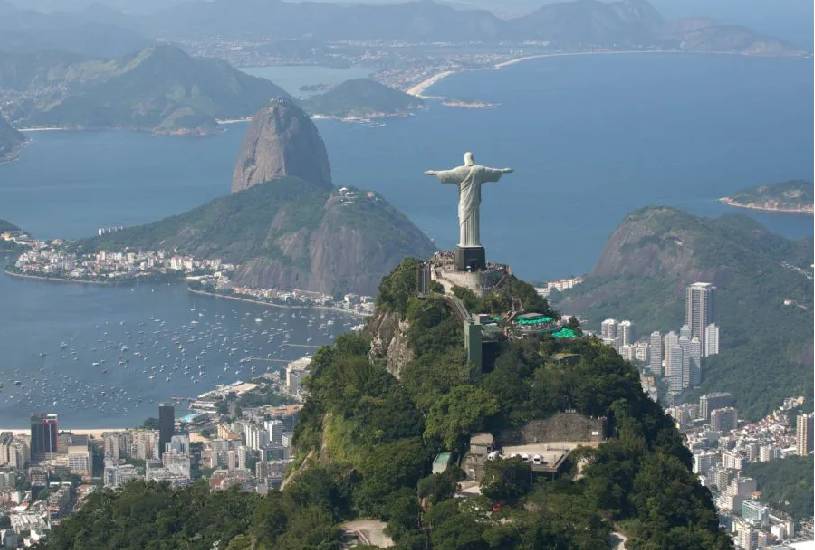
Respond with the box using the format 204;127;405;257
665;342;684;393
704;323;720;357
158;404;175;457
600;318;617;346
648;331;662;375
679;335;691;389
711;406;738;432
797;413;813;456
686;282;715;353
688;337;702;387
699;392;734;421
617;320;633;348
30;413;58;461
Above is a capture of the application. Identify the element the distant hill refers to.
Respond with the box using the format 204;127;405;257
0;218;20;233
509;0;664;47
0;114;24;162
10;45;290;134
143;0;504;42
302;79;424;118
0;2;148;57
85;177;435;295
721;180;813;214
554;206;813;419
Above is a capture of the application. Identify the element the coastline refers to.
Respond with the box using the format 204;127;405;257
188;287;369;318
719;197;814;215
3;269;113;285
405;48;798;99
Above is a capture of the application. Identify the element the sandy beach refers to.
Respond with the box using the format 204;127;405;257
406;49;685;99
405;70;457;98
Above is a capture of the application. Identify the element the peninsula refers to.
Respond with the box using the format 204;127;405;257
720;180;813;214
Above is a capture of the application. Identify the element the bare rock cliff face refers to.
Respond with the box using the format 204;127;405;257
367;310;414;379
232;99;332;193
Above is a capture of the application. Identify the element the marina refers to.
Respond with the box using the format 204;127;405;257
0;272;357;428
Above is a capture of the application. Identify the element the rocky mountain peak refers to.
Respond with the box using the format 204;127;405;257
231;98;332;193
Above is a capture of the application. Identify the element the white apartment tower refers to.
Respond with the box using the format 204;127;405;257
688;336;702;387
648;331;662;376
600;318;617;343
686;282;715;353
679;335;691;389
617;320;633;348
704;323;719;357
797;413;813;456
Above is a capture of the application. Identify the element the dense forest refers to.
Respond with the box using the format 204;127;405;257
47;260;731;549
745;455;814;522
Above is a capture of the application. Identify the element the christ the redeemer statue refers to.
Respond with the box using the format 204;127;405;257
426;152;513;271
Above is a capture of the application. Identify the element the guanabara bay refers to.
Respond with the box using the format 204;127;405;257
0;0;812;548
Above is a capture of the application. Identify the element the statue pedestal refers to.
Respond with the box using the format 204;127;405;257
455;246;486;271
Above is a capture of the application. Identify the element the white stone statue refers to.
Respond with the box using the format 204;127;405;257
425;152;513;248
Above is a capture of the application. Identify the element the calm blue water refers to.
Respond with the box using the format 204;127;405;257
0;270;357;427
0;53;811;425
320;53;813;276
242;65;373;98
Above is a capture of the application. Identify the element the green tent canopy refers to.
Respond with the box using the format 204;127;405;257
551;327;578;339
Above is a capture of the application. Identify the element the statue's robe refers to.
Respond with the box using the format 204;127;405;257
434;164;506;247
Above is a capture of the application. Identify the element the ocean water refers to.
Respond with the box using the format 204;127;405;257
0;270;357;427
242;65;373;98
0;52;811;426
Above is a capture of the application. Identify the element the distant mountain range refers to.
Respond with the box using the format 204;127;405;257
0;0;802;55
303;79;424;119
127;0;797;53
0;114;24;162
553;206;813;420
1;45;290;134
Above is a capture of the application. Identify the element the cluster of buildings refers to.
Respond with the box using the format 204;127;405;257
209;280;376;317
0;414;97;547
206;403;302;492
593;282;721;403
5;230;376;318
534;276;583;298
667;395;814;548
12;240;234;283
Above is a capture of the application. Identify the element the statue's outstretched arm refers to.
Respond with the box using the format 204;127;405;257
425;167;466;184
483;167;513;183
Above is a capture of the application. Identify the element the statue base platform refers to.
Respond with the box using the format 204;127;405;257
455;246;486;271
430;250;509;298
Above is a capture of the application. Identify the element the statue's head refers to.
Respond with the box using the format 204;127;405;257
464;152;475;166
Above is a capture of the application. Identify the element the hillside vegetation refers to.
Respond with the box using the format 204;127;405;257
47;260;730;549
83;177;435;295
302;79;423;118
745;455;814;522
554;207;813;419
0;114;24;162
